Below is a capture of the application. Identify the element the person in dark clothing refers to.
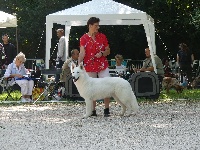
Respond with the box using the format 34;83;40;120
177;43;194;86
162;58;177;78
2;34;17;67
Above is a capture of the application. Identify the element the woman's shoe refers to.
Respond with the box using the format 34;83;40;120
21;97;28;103
91;110;97;116
104;108;110;117
26;98;33;102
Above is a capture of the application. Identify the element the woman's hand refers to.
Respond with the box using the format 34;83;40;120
15;74;23;78
95;52;103;58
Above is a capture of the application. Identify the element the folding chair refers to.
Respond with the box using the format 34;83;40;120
0;69;5;94
0;77;21;101
33;68;62;103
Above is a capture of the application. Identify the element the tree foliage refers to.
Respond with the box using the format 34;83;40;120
0;0;200;61
191;8;200;30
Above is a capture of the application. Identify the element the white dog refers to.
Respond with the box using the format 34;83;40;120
71;63;139;118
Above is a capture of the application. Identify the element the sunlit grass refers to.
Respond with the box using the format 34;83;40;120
159;89;200;100
134;89;200;103
0;89;200;104
0;91;21;101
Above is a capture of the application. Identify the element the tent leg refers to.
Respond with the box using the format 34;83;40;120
16;26;18;54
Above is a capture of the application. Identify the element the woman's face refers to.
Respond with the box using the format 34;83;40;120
15;58;25;67
89;22;100;33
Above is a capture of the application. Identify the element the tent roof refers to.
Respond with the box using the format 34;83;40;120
47;0;154;24
45;0;156;71
50;0;145;15
0;11;17;28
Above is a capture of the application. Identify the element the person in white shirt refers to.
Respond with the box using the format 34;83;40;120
55;29;66;82
60;49;79;83
4;52;34;102
115;54;126;75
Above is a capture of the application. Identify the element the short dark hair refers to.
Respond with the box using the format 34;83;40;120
71;49;79;55
115;54;123;61
87;17;100;28
179;43;188;51
56;29;64;32
2;34;9;38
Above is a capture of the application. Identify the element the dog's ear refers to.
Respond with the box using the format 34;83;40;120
79;62;84;70
71;62;76;72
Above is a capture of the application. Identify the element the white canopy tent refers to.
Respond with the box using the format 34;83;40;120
0;11;18;52
46;0;157;72
0;11;17;28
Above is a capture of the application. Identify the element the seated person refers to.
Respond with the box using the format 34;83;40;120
134;47;164;86
115;54;126;75
60;49;79;83
162;58;177;78
4;52;34;102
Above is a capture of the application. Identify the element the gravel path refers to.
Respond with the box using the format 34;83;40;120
0;101;200;150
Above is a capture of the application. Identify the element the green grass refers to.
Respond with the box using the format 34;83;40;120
159;89;200;100
0;89;200;103
0;90;22;101
134;88;200;103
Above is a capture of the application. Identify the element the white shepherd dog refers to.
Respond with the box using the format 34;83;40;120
71;63;139;118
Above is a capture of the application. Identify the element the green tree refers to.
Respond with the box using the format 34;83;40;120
1;0;200;62
0;0;90;59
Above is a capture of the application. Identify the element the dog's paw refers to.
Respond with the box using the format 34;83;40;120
126;113;131;117
82;114;90;118
119;113;124;116
126;109;133;116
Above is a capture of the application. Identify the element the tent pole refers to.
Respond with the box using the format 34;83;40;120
143;20;157;74
64;24;71;59
16;26;18;53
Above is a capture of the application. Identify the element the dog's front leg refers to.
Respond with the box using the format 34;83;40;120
83;99;93;118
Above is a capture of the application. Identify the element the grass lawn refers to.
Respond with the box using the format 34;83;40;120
0;88;200;104
159;89;200;100
0;90;22;101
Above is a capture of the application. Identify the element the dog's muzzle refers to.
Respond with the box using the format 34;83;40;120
72;76;79;82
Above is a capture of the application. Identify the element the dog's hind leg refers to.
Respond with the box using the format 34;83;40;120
129;93;139;114
113;95;126;116
126;105;133;116
83;99;93;118
118;92;139;116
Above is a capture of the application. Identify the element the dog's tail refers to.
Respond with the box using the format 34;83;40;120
130;93;139;112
